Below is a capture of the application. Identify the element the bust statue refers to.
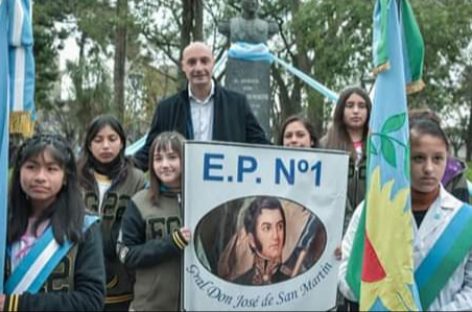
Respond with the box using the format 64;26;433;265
219;0;278;45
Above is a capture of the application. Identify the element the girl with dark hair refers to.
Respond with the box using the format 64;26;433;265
339;118;472;310
321;87;372;311
408;108;470;204
278;115;318;148
0;134;105;311
321;86;371;160
117;131;191;311
320;86;372;227
77;114;145;311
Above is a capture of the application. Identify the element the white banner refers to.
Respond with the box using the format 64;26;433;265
183;142;349;311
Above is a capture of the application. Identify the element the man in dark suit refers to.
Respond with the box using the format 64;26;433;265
133;41;269;170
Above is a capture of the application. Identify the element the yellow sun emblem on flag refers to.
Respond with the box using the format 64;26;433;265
360;167;419;311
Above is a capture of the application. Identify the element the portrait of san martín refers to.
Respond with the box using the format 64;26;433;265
194;196;327;286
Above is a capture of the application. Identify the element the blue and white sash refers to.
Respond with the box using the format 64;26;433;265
415;204;472;309
4;215;99;294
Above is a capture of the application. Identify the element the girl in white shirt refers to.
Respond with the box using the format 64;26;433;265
339;117;472;311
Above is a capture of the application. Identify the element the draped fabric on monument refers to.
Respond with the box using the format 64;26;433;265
226;42;339;103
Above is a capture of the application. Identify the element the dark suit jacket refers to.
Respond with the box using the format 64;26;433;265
134;82;269;170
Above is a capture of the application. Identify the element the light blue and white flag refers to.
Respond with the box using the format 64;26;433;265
8;0;35;137
1;0;36;292
1;0;12;294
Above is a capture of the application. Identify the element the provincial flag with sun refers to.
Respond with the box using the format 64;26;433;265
345;0;425;310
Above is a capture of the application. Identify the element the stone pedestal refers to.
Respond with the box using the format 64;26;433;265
225;58;271;137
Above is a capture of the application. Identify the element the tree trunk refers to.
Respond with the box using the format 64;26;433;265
307;91;325;138
272;66;293;136
291;0;326;136
192;0;204;41
114;0;128;122
289;0;305;120
179;0;193;86
269;0;315;135
179;0;204;86
463;65;472;162
77;33;85;102
466;102;472;161
76;33;88;145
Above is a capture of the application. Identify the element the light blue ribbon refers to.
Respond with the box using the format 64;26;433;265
125;134;147;156
228;42;338;103
227;42;274;63
271;56;339;103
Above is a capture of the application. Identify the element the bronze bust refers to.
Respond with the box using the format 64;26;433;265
219;0;278;45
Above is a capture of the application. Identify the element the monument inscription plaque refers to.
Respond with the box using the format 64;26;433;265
225;61;271;135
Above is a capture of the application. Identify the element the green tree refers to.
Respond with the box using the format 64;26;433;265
33;0;74;111
409;0;472;110
277;0;372;135
34;0;472;152
457;62;472;161
63;47;114;145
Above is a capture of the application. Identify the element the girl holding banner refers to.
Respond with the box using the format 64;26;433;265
77;115;146;311
0;134;106;311
117;131;190;311
278;115;327;276
339;118;472;310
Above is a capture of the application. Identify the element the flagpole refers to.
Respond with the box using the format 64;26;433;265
0;0;10;293
1;0;36;292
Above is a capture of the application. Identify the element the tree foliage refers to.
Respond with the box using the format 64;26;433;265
32;0;472;155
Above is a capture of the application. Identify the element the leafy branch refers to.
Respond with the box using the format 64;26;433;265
369;113;410;177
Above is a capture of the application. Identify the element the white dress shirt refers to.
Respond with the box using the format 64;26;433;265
189;81;215;141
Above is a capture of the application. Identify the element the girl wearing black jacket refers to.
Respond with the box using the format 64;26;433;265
77;115;145;311
1;134;105;311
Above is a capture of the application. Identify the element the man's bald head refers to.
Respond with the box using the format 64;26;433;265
182;42;213;60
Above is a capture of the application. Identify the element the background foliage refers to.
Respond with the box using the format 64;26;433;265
32;0;472;159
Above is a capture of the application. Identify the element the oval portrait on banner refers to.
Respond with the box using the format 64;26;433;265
194;195;327;286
